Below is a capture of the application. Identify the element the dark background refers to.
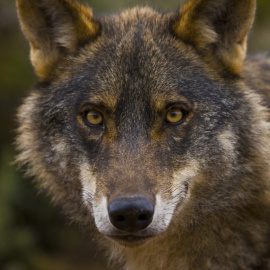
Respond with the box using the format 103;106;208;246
0;0;269;269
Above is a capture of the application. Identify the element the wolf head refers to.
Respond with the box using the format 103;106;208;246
16;0;269;248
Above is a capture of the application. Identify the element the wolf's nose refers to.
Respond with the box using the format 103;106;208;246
108;196;154;232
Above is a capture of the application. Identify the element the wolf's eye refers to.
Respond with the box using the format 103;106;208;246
165;108;185;124
84;110;103;127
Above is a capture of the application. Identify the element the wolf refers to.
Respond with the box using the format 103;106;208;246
16;0;270;269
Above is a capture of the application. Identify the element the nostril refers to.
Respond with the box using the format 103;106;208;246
138;214;147;221
116;215;125;222
108;196;154;232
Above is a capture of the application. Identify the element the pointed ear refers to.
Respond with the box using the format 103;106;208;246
173;0;256;76
17;0;99;80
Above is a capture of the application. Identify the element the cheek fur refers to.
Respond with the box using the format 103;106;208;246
79;162;97;207
150;162;199;231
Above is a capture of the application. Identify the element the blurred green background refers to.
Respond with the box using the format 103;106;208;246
0;0;269;269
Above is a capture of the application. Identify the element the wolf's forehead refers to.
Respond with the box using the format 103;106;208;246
77;9;218;109
82;25;174;106
100;8;175;66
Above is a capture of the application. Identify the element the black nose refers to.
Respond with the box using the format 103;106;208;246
108;196;154;232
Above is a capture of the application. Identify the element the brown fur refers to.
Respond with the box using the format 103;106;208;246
174;0;256;75
16;0;270;269
17;0;99;79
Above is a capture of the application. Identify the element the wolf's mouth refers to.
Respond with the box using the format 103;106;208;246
107;234;155;246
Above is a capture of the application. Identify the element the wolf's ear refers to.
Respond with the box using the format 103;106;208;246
173;0;256;75
17;0;99;80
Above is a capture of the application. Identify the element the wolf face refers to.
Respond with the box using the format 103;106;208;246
16;0;270;269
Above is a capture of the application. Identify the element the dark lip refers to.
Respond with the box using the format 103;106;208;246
106;234;155;246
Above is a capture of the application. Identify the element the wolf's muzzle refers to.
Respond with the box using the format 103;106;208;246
108;195;154;232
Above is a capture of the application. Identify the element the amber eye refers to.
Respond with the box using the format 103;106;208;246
165;108;185;124
84;110;103;126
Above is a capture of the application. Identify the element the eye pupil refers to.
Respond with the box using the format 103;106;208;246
92;113;99;119
166;108;185;124
170;111;178;118
85;110;103;126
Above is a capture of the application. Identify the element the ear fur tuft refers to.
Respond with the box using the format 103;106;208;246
17;0;99;80
174;0;256;75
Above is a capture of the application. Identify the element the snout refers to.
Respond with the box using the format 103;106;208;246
108;195;154;233
90;189;181;246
